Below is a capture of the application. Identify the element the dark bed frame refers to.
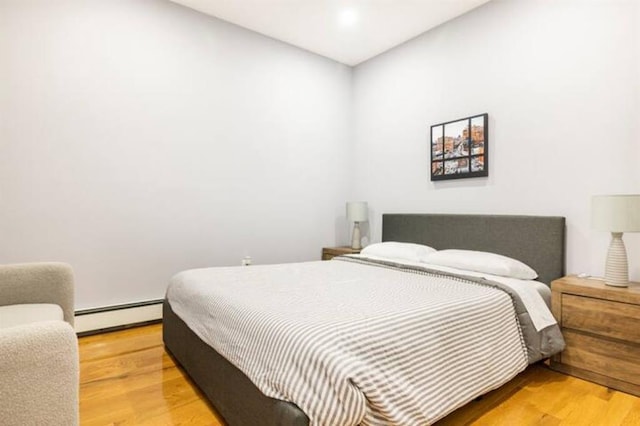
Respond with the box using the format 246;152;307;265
163;213;566;426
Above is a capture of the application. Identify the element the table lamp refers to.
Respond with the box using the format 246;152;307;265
592;194;640;287
346;201;368;250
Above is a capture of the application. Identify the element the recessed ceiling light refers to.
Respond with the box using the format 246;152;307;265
338;8;359;27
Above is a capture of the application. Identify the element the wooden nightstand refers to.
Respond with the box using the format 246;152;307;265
321;246;361;261
550;275;640;396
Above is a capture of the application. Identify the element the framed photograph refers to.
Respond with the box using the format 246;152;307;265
430;113;488;181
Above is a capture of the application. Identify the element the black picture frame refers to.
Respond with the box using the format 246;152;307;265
430;113;488;181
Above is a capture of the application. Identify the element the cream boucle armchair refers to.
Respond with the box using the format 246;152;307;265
0;263;79;426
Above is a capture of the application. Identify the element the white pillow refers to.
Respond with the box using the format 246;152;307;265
423;249;538;280
360;242;436;263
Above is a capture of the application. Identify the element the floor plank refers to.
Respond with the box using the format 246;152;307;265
79;324;640;425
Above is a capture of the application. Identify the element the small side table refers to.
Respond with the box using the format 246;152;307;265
549;275;640;396
321;246;361;261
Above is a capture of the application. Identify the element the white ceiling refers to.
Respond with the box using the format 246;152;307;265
169;0;491;66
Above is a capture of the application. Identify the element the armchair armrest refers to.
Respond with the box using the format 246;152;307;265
0;263;75;325
0;321;79;425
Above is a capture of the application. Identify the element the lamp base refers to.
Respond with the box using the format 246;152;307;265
351;222;362;250
604;232;629;287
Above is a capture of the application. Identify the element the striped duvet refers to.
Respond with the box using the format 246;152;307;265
167;257;543;425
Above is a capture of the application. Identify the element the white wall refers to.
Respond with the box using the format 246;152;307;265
0;0;353;309
352;0;640;281
2;0;639;311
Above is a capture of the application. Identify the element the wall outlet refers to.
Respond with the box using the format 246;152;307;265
242;256;252;266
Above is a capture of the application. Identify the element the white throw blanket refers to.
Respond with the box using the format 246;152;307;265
166;259;529;425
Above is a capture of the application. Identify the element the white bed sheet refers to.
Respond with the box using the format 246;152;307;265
345;254;555;332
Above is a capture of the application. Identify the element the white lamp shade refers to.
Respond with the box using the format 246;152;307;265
346;201;368;222
592;194;640;232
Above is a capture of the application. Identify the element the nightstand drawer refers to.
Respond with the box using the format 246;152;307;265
562;330;640;386
562;294;640;343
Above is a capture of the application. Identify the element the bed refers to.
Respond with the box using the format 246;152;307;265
163;214;566;426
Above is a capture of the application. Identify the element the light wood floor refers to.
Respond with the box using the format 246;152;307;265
79;324;640;425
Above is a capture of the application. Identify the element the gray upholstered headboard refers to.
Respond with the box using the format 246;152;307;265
382;214;566;286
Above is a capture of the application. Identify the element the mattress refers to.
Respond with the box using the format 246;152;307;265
165;256;564;426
